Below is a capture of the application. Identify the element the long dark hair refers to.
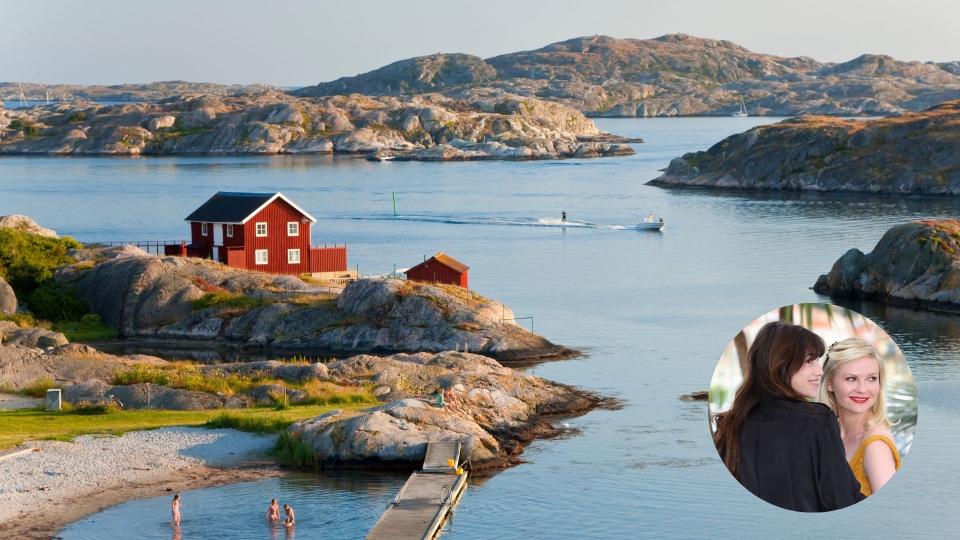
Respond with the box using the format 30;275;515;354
714;321;825;479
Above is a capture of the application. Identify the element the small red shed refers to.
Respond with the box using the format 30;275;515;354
165;191;347;275
405;252;469;288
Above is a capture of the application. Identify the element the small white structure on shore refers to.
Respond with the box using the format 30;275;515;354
46;388;62;411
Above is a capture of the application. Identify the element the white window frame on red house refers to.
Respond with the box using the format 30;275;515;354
287;249;300;264
201;222;208;236
255;249;268;265
226;224;234;237
255;222;267;237
287;222;299;236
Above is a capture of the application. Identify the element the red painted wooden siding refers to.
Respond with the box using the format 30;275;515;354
164;242;187;256
223;222;245;248
406;261;468;288
309;246;348;272
225;247;246;269
242;198;312;274
190;222;214;257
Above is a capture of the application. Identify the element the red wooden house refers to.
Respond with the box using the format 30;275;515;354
405;252;469;288
164;192;347;275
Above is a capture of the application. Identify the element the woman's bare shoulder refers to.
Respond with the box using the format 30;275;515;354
865;426;894;442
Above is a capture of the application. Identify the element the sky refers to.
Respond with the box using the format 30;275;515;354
3;0;959;87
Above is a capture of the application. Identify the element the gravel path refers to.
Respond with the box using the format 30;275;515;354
0;427;276;525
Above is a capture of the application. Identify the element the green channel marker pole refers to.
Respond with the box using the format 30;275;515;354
392;191;397;217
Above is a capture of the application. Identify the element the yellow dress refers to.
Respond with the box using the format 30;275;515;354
849;434;901;496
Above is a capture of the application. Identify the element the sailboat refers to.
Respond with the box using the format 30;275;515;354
732;95;748;117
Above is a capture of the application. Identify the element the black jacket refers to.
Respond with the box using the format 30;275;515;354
736;398;865;512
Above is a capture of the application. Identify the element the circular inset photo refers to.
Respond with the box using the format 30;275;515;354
708;303;917;512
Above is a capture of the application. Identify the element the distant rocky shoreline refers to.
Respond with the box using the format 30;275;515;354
7;33;960;123
649;101;960;195
0;89;635;160
296;34;960;118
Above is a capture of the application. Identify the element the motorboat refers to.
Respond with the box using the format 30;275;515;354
635;220;665;231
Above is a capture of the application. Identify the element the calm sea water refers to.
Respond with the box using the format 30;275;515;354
3;117;959;538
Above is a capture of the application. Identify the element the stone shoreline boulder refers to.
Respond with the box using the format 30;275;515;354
0;276;16;315
288;351;605;470
0;341;159;390
814;219;960;310
0;321;68;349
0;214;59;238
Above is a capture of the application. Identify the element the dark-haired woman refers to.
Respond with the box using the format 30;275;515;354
714;321;864;512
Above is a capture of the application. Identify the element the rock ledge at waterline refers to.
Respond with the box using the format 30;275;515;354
649;101;960;195
287;351;606;470
0;90;636;160
814;219;960;311
60;249;574;361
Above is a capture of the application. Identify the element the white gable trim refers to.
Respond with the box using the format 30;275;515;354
239;192;317;225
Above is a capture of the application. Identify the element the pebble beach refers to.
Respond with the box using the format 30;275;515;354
0;427;280;538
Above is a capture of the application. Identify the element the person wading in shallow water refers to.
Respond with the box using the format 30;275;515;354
171;493;181;525
284;503;296;526
267;499;280;521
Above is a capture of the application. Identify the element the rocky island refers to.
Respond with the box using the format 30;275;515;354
9;34;960;125
814;219;960;312
297;34;960;117
0;89;636;160
649;101;960;194
60;246;573;361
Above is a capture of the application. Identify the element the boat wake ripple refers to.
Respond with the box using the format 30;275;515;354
335;214;639;230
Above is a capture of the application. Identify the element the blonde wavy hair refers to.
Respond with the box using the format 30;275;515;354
818;338;890;429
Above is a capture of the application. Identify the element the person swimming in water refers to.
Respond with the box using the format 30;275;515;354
283;503;296;526
267;499;280;521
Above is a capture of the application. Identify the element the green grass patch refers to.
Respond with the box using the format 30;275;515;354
298;379;376;407
52;314;118;341
191;291;269;311
204;413;293;434
273;431;318;469
111;364;272;396
0;312;47;329
0;404;363;451
21;377;55;398
110;363;378;406
69;402;122;415
27;282;89;322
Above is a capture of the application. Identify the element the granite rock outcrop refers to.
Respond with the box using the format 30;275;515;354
814;220;960;310
650;101;960;194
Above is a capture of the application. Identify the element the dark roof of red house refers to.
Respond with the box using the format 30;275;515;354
407;252;470;274
184;192;317;224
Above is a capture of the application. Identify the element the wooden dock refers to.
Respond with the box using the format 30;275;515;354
367;439;468;540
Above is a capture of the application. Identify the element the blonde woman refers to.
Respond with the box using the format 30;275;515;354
818;338;901;496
